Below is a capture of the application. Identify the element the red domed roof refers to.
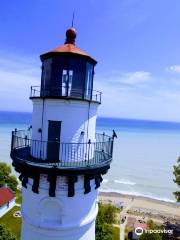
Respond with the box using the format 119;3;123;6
40;28;97;64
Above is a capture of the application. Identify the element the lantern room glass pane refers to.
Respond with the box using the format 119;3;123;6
85;63;93;100
40;56;96;100
41;58;52;96
68;70;73;96
62;70;74;96
62;70;68;96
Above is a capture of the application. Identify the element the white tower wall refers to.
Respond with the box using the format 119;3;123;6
31;99;99;160
21;175;98;240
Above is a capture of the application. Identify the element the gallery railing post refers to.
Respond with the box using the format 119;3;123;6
87;140;91;165
11;131;14;151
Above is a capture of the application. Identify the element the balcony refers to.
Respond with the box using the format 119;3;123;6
11;130;114;173
30;86;102;103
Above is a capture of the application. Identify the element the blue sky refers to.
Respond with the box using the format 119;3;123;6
1;0;180;121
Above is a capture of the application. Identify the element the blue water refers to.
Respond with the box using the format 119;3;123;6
0;111;179;202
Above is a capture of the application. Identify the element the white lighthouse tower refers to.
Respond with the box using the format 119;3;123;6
11;27;115;240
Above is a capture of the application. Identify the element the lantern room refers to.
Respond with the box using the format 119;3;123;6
39;28;97;100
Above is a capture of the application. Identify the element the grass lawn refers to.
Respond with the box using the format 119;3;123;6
112;226;120;240
0;206;22;240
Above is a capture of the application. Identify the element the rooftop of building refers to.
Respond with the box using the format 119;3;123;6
0;186;15;207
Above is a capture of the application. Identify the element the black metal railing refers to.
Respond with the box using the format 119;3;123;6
11;130;114;169
30;86;102;103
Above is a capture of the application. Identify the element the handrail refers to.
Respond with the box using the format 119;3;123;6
12;130;111;144
11;131;113;169
30;86;102;103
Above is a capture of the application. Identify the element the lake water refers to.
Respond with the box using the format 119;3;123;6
0;111;179;202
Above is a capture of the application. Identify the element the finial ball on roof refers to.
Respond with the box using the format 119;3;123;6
65;28;76;45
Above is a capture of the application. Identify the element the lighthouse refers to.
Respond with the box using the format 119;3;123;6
11;27;115;240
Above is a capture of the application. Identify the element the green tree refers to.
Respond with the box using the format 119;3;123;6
95;202;118;240
147;220;158;230
0;224;17;240
0;163;11;186
0;162;18;192
6;176;18;192
97;202;118;225
173;157;180;202
139;232;162;240
96;223;113;240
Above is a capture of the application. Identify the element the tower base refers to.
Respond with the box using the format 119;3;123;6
20;176;98;240
21;220;95;240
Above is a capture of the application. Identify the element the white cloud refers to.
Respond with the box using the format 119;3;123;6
103;71;151;86
167;65;180;74
94;70;180;121
0;54;40;112
120;71;151;85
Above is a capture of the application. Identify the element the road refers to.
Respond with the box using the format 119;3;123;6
120;198;134;240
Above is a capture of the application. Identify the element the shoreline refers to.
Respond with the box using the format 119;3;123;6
99;190;178;205
99;191;180;222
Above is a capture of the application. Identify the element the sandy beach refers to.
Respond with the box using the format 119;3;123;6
99;192;180;223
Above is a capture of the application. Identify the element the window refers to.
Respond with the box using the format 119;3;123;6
62;70;68;95
85;63;93;99
62;69;73;96
42;59;52;96
68;70;73;95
